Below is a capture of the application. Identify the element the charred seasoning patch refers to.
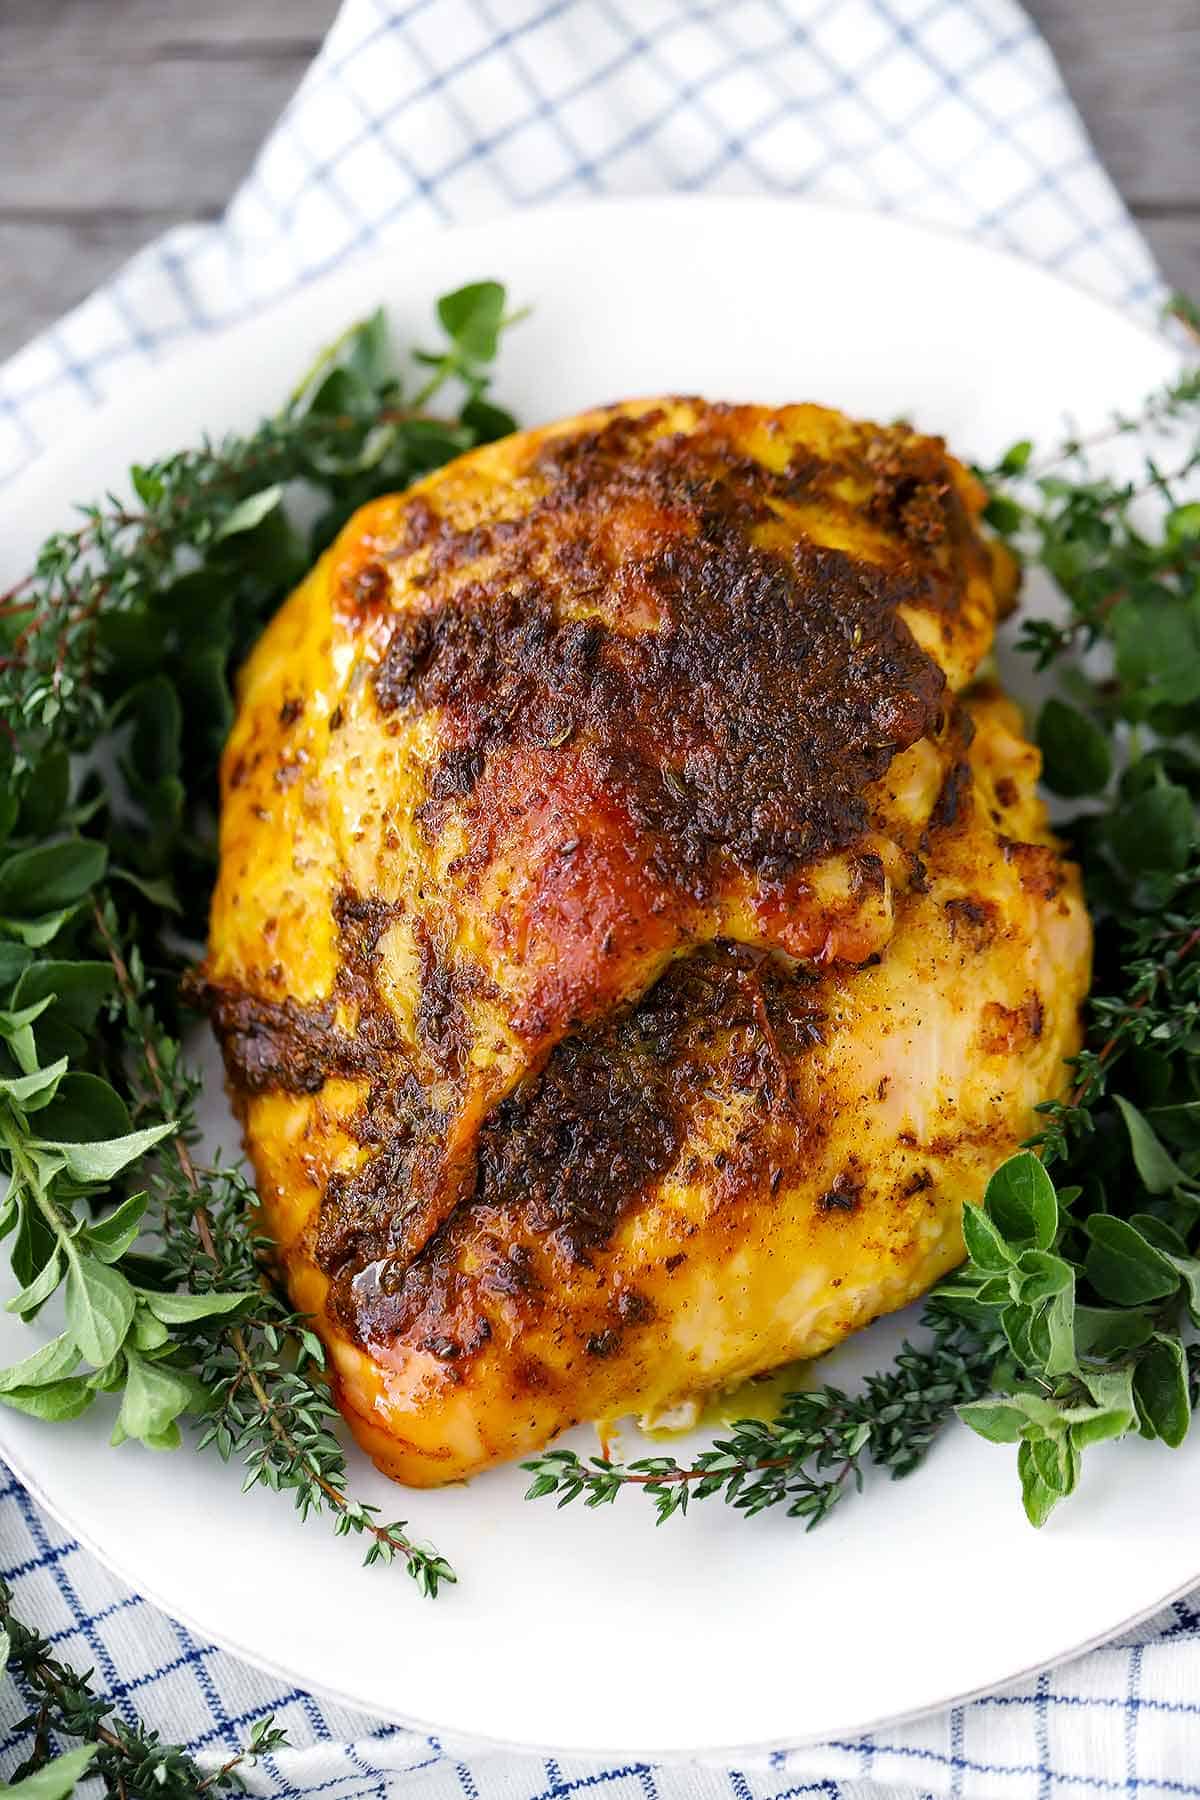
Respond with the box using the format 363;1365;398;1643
943;895;998;949
318;1131;424;1278
979;991;1046;1057
332;942;824;1350
411;918;491;1080
195;889;401;1094
194;985;371;1096
370;409;981;889
329;890;408;1058
474;943;823;1262
195;886;452;1278
818;1169;862;1214
313;899;495;1283
863;431;967;549
928;758;973;833
314;891;450;1275
616;1287;655;1324
413;920;468;1077
333;888;400;961
1002;838;1067;901
194;888;405;1098
314;1068;443;1281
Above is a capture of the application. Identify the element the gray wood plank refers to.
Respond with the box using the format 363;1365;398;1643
1137;215;1200;307
0;0;338;356
0;215;206;368
0;56;318;214
1026;0;1200;207
2;0;335;56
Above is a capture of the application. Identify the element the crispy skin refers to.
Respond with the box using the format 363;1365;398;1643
200;399;1089;1485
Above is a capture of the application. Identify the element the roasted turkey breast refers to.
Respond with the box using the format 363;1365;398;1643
200;398;1090;1486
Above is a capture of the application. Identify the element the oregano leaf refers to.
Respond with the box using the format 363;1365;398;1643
436;280;507;361
1084;1216;1181;1305
81;1191;148;1264
0;1378;95;1423
1037;698;1112;797
65;1258;136;1366
1114;1095;1190;1194
118;1349;205;1446
961;1201;1013;1273
1017;1438;1059;1528
0;841;107;917
213;485;284;541
1133;1335;1191;1447
51;1120;175;1183
985;1152;1058;1249
142;1288;252;1324
0;1332;79;1392
5;1250;64;1320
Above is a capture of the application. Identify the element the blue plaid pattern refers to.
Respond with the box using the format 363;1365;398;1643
0;2;1183;1794
0;0;1164;485
6;1462;1200;1800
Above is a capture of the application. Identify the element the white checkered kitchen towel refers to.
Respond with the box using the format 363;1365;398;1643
0;3;1187;1797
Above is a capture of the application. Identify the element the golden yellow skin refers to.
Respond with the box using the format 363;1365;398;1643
202;399;1090;1486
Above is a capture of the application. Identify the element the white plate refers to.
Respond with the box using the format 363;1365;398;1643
0;197;1190;1763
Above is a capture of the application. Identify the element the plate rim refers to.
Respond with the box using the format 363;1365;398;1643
6;1429;1199;1766
0;192;1189;1762
1;191;1175;519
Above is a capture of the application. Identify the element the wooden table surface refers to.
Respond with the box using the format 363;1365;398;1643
2;0;1197;361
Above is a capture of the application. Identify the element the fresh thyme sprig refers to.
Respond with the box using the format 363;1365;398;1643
0;1575;285;1796
0;282;521;1603
524;1314;1000;1526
